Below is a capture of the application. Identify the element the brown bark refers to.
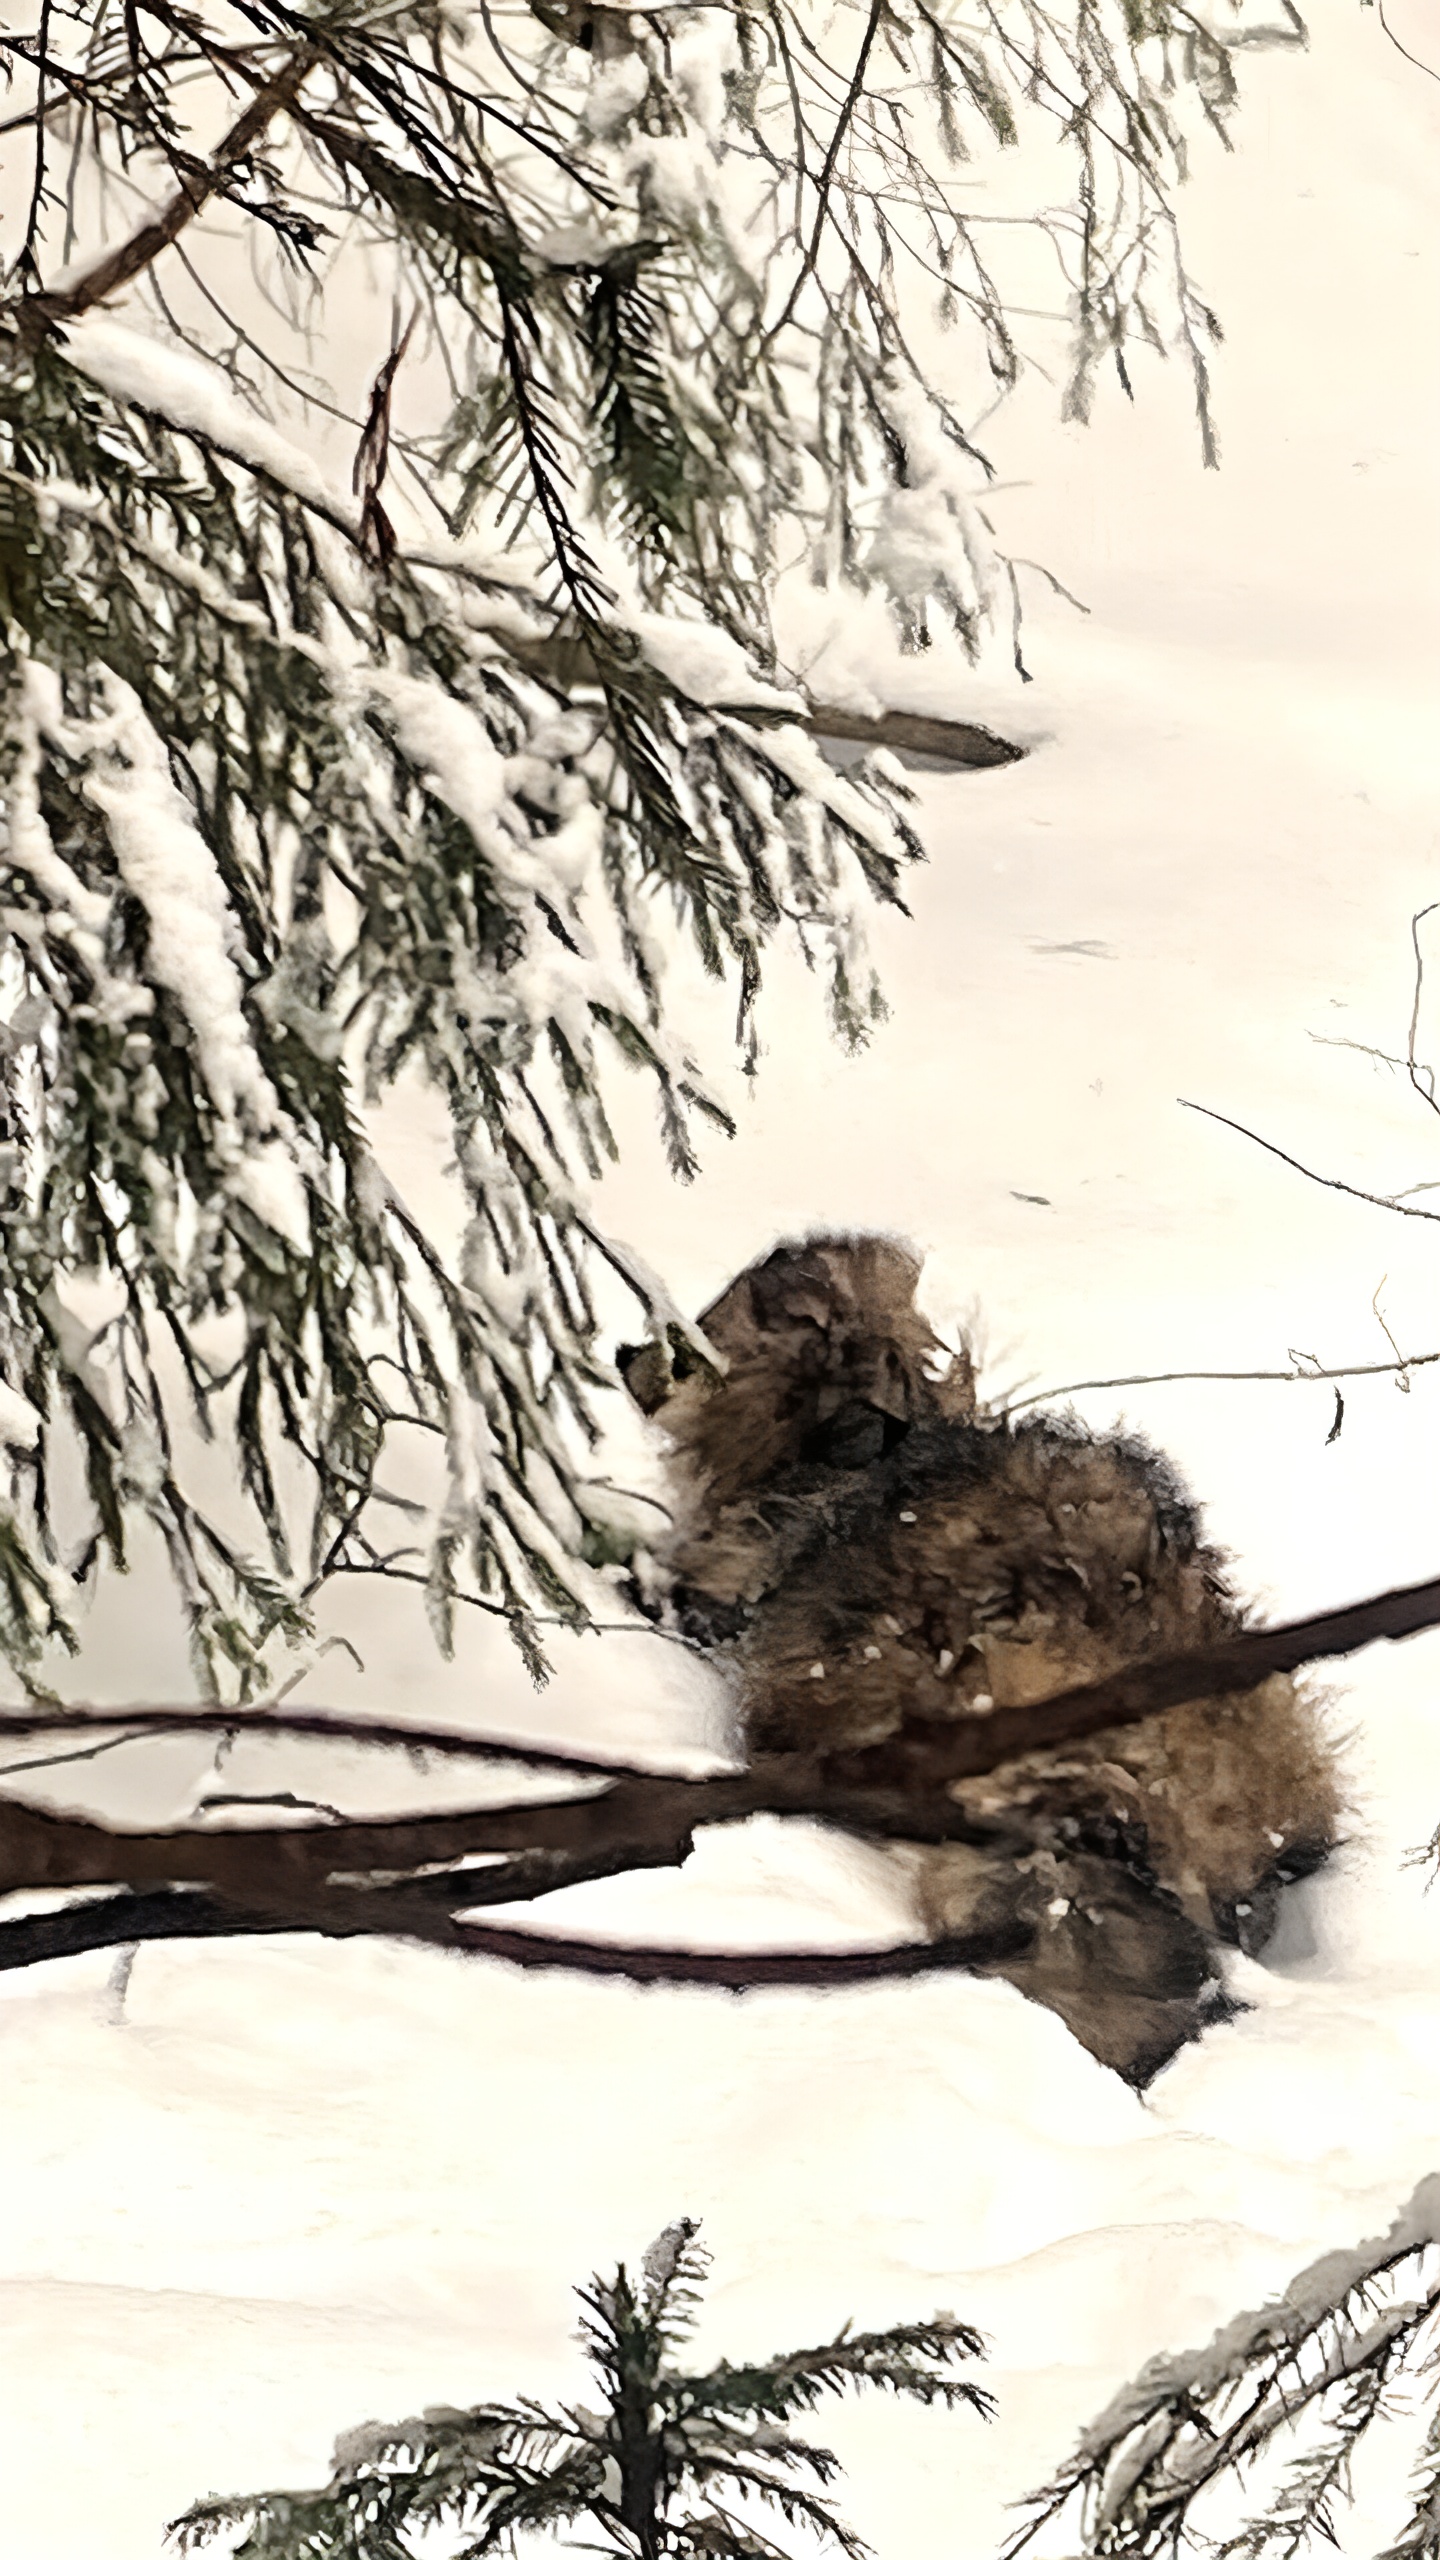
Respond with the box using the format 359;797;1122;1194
20;48;319;339
796;705;1024;768
506;632;1024;771
826;1567;1440;1793
1;1566;1436;1981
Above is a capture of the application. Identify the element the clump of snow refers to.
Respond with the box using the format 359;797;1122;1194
624;134;722;228
534;222;614;268
669;11;740;137
371;672;602;906
0;1382;42;1451
63;320;345;526
26;666;311;1255
37;1282;117;1421
230;1146;312;1260
1076;2173;1440;2458
60;319;531;598
331;2415;426;2473
862;384;999;641
584;52;651;139
630;614;802;713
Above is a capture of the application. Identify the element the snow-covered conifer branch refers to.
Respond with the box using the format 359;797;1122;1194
1009;2180;1440;2560
0;0;1296;1691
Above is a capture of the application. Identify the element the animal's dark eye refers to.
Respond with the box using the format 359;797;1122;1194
802;1400;907;1469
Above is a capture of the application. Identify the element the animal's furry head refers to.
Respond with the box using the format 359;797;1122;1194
619;1233;975;1511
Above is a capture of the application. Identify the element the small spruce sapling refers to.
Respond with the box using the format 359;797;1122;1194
171;2218;991;2559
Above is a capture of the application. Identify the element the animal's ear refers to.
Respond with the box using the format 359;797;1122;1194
616;1327;720;1417
616;1340;673;1416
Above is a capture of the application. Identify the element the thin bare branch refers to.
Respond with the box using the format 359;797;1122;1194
1003;1346;1440;1417
436;1910;1037;1989
0;1700;703;1787
1408;902;1440;1114
1179;1097;1440;1222
761;0;888;351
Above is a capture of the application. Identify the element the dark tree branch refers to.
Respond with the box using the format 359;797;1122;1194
0;1876;1035;1988
761;0;889;350
794;704;1024;769
10;1561;1440;1837
17;42;320;335
831;1566;1440;1796
1;1564;1438;1986
1180;1096;1440;1223
0;1889;298;1969
505;632;1024;770
438;1911;1037;1988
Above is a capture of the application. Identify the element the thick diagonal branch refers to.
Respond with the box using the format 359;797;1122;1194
18;44;319;334
3;1566;1437;1980
825;1565;1440;1794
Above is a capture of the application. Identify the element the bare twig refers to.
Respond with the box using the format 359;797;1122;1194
0;1728;151;1780
1376;0;1440;85
760;0;888;353
0;1701;698;1787
1179;1097;1440;1223
1407;903;1440;1114
1003;1345;1440;1416
1371;1275;1412;1390
353;307;417;568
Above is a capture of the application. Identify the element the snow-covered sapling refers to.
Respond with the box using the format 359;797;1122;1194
171;2218;991;2559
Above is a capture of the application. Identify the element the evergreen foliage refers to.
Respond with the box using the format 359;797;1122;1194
0;0;1302;1695
170;2217;992;2557
1008;2176;1440;2560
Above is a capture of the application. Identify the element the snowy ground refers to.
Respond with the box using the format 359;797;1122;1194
6;9;1440;2556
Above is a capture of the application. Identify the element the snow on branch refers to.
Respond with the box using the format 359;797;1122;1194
1008;2180;1440;2560
0;0;1298;1702
168;2218;989;2560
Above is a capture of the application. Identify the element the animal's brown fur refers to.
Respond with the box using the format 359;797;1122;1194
620;1235;1343;2085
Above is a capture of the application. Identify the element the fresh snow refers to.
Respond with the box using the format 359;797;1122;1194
3;12;1440;2560
0;1381;42;1451
62;317;536;596
26;668;313;1253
